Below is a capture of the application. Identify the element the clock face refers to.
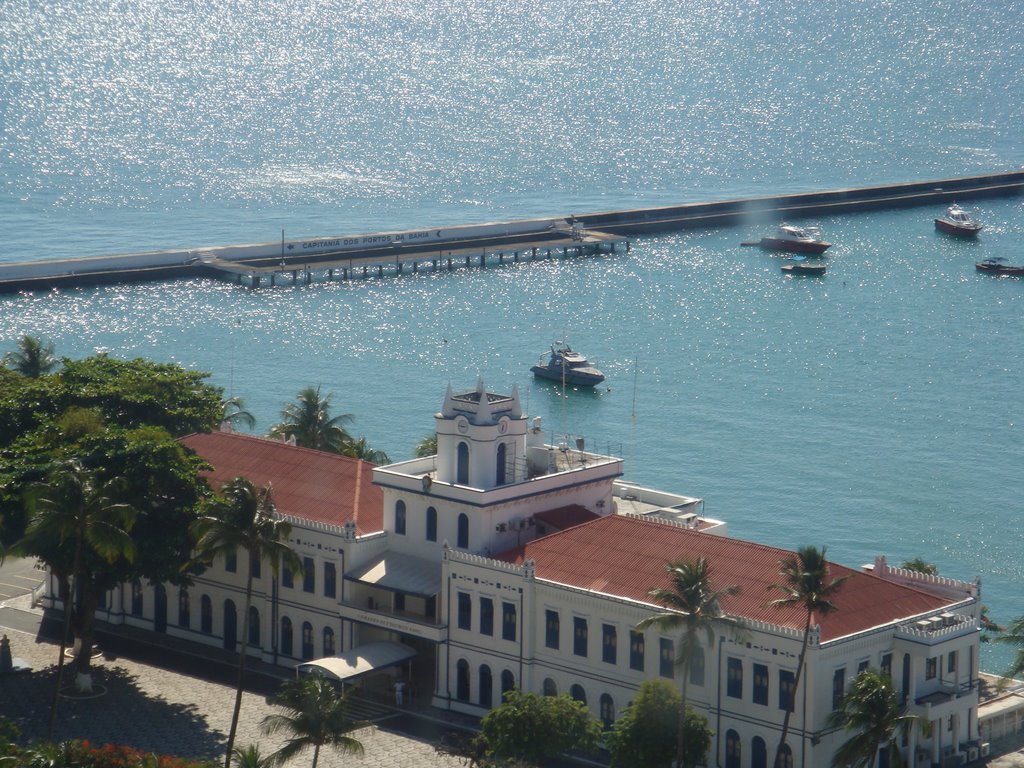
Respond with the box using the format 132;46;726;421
457;417;468;434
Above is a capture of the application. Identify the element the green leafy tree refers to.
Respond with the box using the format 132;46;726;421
637;557;741;768
478;690;602;765
827;670;930;768
767;545;849;768
606;678;711;768
12;459;136;735
190;478;303;768
996;616;1024;683
261;676;370;768
270;386;353;453
2;334;58;377
222;396;256;431
339;436;390;464
414;434;437;458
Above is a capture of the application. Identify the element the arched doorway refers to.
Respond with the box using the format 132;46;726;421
223;599;237;651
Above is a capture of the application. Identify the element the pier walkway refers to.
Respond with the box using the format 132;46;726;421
1;170;1021;293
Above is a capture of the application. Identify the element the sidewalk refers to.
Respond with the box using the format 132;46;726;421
0;594;474;767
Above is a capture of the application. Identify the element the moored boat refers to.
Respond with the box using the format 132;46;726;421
781;258;826;276
935;204;983;236
975;258;1024;275
747;224;831;254
531;343;605;387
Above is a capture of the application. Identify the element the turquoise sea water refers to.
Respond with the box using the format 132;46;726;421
2;0;1022;670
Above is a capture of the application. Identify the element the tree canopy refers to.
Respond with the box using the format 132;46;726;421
606;678;712;768
478;690;602;765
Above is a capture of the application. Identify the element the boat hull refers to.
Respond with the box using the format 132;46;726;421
759;237;831;254
935;218;982;236
976;262;1024;275
531;365;605;387
781;263;826;276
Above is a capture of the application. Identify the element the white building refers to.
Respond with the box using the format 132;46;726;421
64;380;984;767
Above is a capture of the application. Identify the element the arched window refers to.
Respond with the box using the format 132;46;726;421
457;513;469;549
426;507;437;542
570;684;586;705
200;595;213;634
501;670;515;698
457;442;469;485
280;616;293;657
599;694;615;730
301;622;314;661
248;606;260;645
395;500;406;535
479;664;493;708
131;581;144;616
323;626;335;656
543;678;558;697
752;736;768;768
726;730;741;768
496;443;507;485
178;588;190;628
456;659;470;701
223;599;237;651
778;743;794;768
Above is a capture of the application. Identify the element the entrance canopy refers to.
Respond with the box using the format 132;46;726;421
296;641;416;683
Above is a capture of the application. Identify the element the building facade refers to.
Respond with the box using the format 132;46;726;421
48;381;984;767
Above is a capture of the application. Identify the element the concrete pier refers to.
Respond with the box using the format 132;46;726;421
1;170;1021;293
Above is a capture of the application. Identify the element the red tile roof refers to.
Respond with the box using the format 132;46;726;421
493;515;958;642
180;432;383;535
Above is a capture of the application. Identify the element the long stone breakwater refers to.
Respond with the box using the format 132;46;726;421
1;170;1021;294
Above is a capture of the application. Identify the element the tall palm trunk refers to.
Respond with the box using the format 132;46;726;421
775;611;812;768
676;652;691;768
72;578;100;692
47;570;74;741
311;741;321;768
223;567;254;768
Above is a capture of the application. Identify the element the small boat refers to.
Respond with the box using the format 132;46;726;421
975;258;1024;275
743;224;831;254
935;204;983;236
781;257;826;276
531;343;605;387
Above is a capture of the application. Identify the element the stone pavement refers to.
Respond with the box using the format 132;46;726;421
0;597;470;768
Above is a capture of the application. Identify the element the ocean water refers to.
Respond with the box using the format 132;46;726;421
2;0;1022;670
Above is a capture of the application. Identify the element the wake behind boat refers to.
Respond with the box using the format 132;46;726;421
531;343;606;387
742;223;832;255
935;204;983;236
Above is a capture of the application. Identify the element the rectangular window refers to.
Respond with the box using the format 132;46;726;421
225;551;237;573
282;563;293;589
779;670;795;712
689;646;705;687
881;653;892;678
394;593;405;611
660;638;675;679
833;668;846;710
926;657;937;679
480;597;494;636
250;552;261;579
630;630;645;671
457;592;472;630
324;562;336;599
602;624;617;664
727;657;743;698
753;663;769;705
858;659;870;674
947;651;957;674
545;610;560;649
502;601;517;641
303;557;315;593
574;617;588;657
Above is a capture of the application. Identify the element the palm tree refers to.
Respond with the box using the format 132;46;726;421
3;334;58;377
189;477;304;768
638;557;741;768
827;669;930;768
995;616;1024;683
901;557;937;576
269;386;353;452
13;459;136;739
414;433;437;458
767;545;849;768
232;744;274;768
221;396;256;431
262;675;371;768
340;436;390;464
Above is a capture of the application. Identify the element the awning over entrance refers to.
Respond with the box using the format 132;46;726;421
344;552;441;597
296;641;416;683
